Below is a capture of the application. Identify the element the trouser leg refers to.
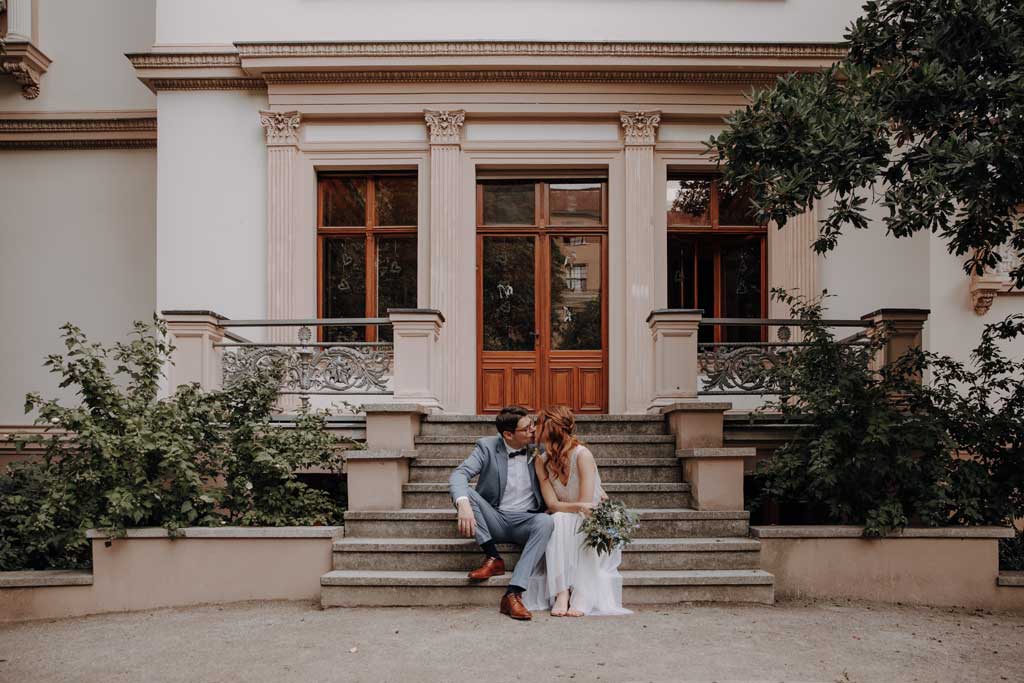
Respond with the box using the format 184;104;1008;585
506;512;555;591
466;488;509;548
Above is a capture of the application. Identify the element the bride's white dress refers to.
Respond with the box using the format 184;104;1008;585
524;445;631;616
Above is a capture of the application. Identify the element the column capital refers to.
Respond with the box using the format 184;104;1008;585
259;110;301;146
620;110;661;146
424;109;465;145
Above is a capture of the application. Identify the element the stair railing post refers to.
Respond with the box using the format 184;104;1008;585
161;310;226;393
647;309;702;413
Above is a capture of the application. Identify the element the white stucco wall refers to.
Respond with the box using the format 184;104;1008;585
155;0;862;45
0;0;155;111
0;150;157;423
155;91;268;321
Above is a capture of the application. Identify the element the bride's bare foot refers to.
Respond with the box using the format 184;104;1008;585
566;607;584;617
551;590;569;617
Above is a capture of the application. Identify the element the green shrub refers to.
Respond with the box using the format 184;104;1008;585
0;318;349;571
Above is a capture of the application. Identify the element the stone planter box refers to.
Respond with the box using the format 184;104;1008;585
752;525;1024;611
0;526;343;623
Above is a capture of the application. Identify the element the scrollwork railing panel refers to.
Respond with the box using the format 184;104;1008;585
221;343;394;395
698;342;872;395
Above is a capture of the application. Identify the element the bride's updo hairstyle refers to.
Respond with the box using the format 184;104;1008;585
538;405;580;484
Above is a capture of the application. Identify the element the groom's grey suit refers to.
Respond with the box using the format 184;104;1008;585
449;435;554;591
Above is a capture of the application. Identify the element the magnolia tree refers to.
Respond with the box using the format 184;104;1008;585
710;0;1024;284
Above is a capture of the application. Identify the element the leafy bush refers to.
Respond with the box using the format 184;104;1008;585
1000;531;1024;571
755;290;1024;538
0;319;348;571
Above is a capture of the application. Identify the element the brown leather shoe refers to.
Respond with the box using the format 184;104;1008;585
467;557;505;580
499;592;532;620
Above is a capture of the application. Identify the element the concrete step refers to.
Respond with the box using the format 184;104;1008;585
420;414;667;436
320;569;775;607
344;508;750;539
413;435;678;459
409;457;683;483
402;482;692;509
332;537;763;572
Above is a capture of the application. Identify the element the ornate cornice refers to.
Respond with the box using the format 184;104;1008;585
235;41;847;59
147;78;266;91
970;240;1023;315
424;109;465;145
620;110;661;145
262;70;780;85
259;110;302;146
0;113;158;150
126;52;243;68
1;41;52;100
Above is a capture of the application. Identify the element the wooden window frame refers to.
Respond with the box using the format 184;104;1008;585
316;172;417;342
667;173;768;342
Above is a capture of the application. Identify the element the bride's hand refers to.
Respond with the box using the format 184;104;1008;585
577;503;595;518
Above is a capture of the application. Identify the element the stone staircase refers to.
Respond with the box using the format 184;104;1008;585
321;414;774;608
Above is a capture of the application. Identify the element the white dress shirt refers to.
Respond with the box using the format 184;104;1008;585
455;437;534;513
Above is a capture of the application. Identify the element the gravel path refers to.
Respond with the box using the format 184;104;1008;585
1;599;1022;682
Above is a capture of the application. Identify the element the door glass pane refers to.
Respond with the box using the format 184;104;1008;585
697;244;715;344
550;236;602;350
721;237;763;342
667;235;695;310
482;237;535;351
718;182;760;226
376;176;418;226
481;181;536;225
667;177;712;227
376;236;417;342
548;182;603;226
320;177;367;227
322;237;367;341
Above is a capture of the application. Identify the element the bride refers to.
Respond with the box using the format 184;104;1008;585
525;406;631;617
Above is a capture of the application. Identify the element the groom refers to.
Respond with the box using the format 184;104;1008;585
449;405;553;620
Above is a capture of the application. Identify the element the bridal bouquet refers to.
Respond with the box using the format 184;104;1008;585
579;499;640;556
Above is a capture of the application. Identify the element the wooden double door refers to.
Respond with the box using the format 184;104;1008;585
477;232;608;414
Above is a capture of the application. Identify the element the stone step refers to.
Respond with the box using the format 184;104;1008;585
320;569;775;607
409;457;683;483
420;414;667;436
413;435;678;459
332;537;763;572
402;482;692;510
344;508;750;539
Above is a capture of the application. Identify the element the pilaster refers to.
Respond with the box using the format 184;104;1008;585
424;110;465;412
621;111;661;412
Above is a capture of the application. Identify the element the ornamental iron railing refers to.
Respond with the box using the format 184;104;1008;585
215;318;394;406
697;318;874;395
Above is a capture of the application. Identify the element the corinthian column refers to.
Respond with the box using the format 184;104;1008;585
259;110;301;344
620;111;661;413
424;110;466;412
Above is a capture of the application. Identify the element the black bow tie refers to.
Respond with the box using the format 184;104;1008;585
509;449;528;459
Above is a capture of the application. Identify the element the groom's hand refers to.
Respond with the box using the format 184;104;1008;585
456;499;476;538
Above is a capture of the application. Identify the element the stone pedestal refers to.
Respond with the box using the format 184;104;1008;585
348;403;431;511
647;309;702;412
389;309;445;409
679;448;752;511
861;308;930;378
162;310;226;392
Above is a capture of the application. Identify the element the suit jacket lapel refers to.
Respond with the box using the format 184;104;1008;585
496;437;509;507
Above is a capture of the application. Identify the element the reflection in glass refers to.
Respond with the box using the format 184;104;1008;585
722;238;762;342
667;177;712;226
667;235;695;310
697;245;715;344
320;177;367;226
482;238;535;351
322;237;367;341
718;182;759;226
550;236;602;350
376;237;417;342
376;176;418;226
481;181;536;225
549;182;603;226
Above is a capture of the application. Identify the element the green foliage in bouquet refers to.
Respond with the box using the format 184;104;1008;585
578;499;640;556
0;318;349;571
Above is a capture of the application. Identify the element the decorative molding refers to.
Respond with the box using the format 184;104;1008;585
1;41;52;99
125;52;243;68
970;240;1023;315
620;110;661;145
235;41;847;59
0;114;158;150
262;70;781;85
259;110;302;146
147;78;266;91
424;109;465;145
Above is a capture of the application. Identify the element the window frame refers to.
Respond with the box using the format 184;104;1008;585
316;172;418;342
